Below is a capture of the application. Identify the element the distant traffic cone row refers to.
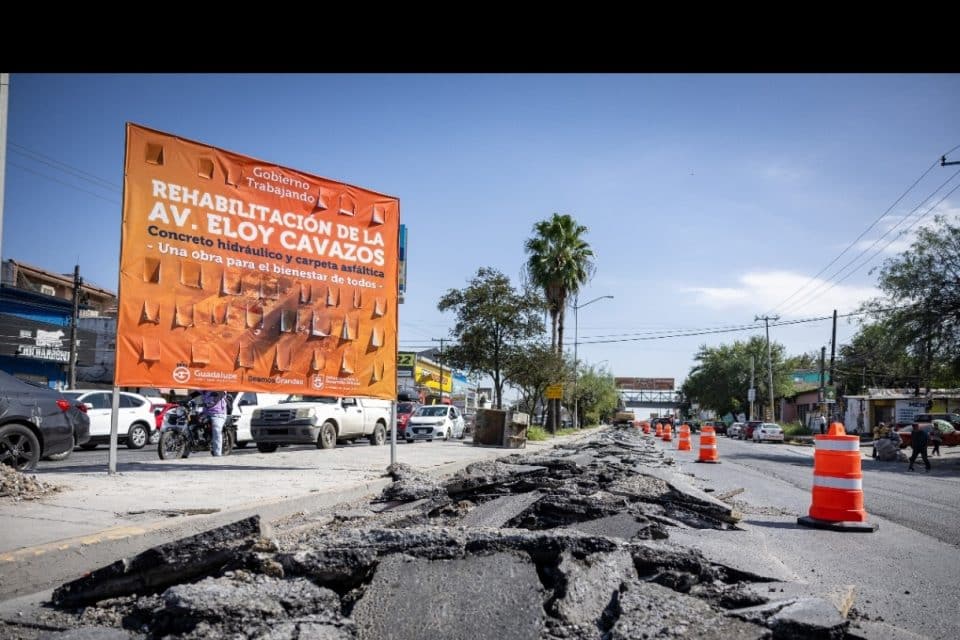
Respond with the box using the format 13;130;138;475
677;423;691;451
696;425;720;463
797;422;877;532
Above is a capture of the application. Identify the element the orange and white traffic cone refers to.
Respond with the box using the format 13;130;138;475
797;422;877;532
677;424;691;451
695;425;720;463
642;421;650;435
662;424;672;442
655;422;663;437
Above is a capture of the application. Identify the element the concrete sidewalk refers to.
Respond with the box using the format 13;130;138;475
0;431;597;600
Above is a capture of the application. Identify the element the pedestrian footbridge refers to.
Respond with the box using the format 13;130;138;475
619;389;684;410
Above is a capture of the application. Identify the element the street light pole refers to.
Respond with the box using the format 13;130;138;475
572;295;614;429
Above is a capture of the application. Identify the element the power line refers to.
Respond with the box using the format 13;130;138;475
778;174;960;316
575;308;904;345
9;142;121;192
8;161;121;205
767;145;960;316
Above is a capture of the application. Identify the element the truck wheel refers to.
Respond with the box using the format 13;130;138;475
317;421;337;449
369;423;386;446
256;443;278;453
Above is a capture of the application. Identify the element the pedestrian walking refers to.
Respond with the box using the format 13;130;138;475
929;422;942;457
907;423;930;472
819;415;827;435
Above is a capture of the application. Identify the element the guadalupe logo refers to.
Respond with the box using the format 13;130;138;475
172;366;191;384
311;375;325;390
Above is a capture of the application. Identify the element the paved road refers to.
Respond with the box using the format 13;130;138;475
713;436;960;547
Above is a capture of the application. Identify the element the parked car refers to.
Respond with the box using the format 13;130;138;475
741;420;764;440
61;389;156;450
231;392;289;447
753;423;784;443
405;404;466;443
913;413;960;428
251;395;391;452
727;422;743;438
702;420;726;435
396;401;422;434
0;371;90;471
897;420;960;449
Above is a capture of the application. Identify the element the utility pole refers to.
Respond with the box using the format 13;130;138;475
755;314;779;421
819;346;827;427
431;338;445;405
749;355;755;421
68;265;82;389
828;309;837;420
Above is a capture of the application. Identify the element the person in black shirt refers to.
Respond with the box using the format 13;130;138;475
907;423;930;472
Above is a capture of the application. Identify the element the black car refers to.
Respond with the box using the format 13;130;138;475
0;371;90;471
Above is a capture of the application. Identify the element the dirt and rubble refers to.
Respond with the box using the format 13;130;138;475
0;465;61;502
0;427;861;639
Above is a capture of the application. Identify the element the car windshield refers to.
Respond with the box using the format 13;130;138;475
762;424;781;429
282;395;339;403
416;406;449;417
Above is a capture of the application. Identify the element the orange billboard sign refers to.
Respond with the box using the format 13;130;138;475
115;124;399;399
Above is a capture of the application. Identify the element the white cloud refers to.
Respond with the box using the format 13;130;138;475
685;270;880;319
854;200;960;255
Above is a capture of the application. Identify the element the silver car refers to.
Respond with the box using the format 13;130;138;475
727;422;743;438
405;405;466;442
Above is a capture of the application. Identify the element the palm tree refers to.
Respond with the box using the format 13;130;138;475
524;213;594;431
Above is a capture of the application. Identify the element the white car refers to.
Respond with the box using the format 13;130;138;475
61;390;156;450
405;405;466;442
231;392;290;447
753;423;784;443
727;422;743;438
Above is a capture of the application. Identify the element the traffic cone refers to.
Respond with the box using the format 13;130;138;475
642;421;650;435
662;424;672;442
695;425;720;463
655;422;663;437
677;424;692;451
797;422;877;532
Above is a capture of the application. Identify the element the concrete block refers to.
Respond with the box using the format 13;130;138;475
352;552;545;640
51;516;268;608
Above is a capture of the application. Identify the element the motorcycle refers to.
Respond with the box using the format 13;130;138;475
157;397;236;459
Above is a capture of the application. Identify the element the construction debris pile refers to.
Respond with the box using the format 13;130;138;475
12;427;857;639
0;464;60;501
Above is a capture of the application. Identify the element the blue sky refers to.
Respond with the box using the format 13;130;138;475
3;73;959;393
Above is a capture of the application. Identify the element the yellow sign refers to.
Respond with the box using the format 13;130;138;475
545;384;563;399
397;352;415;367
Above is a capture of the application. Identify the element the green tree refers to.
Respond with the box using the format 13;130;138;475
835;320;920;395
437;268;544;409
504;341;569;422
573;364;619;427
862;214;960;388
524;213;594;431
681;336;794;418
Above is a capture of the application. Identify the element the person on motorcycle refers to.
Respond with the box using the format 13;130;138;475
189;390;228;456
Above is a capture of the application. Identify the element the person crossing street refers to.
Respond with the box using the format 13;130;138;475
907;422;930;472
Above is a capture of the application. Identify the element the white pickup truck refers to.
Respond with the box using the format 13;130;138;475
250;395;391;453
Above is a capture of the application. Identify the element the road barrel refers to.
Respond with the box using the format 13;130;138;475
695;425;719;463
677;423;691;451
797;422;877;532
